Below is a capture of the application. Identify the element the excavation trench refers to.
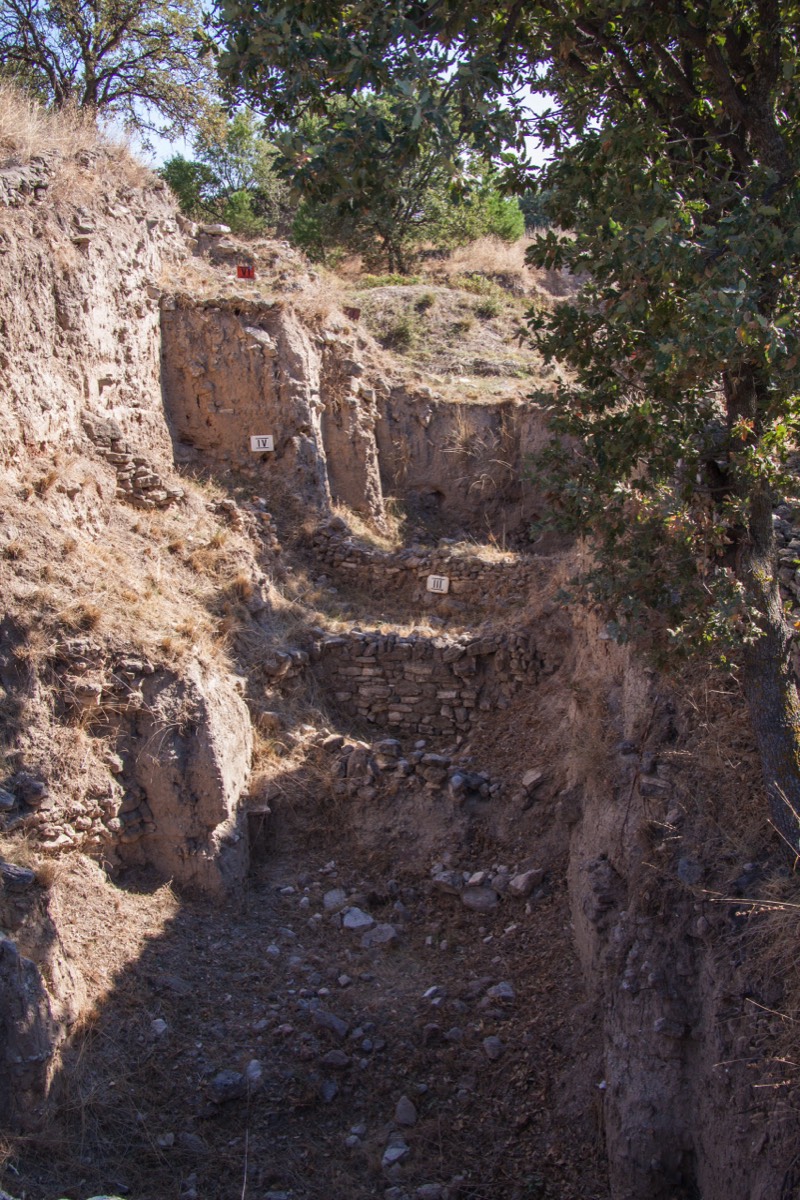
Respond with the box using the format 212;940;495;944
0;192;797;1200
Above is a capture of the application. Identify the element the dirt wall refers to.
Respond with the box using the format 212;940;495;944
0;154;184;470
561;620;798;1200
160;297;388;525
375;391;552;535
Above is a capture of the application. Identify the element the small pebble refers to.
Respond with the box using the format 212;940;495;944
482;1036;505;1061
395;1095;418;1127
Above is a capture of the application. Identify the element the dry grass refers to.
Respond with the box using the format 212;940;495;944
291;268;348;324
330;500;406;552
675;668;766;860
162;241;347;324
0;477;248;673
444;535;519;564
418;235;580;302
439;235;535;281
0;83;97;163
0;82;152;189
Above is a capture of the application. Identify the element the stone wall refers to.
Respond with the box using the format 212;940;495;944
82;413;184;509
313;627;554;738
312;521;540;612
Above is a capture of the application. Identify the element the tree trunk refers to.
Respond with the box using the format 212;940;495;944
727;369;800;853
740;531;800;853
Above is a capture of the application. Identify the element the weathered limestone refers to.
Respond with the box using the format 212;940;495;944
11;640;253;896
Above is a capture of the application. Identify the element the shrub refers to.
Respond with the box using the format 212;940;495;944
474;295;502;319
382;313;419;351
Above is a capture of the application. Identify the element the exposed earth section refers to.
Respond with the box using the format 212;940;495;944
1;124;800;1200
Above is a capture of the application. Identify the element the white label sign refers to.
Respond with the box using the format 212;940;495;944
250;434;274;453
427;574;450;594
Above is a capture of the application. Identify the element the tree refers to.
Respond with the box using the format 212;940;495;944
213;1;800;853
0;0;213;137
519;188;553;232
160;107;293;233
285;97;523;269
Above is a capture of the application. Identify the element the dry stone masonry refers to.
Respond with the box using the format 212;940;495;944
313;520;542;613
82;414;184;509
313;626;552;738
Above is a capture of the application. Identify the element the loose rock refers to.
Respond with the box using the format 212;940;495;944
382;1132;411;1169
0;861;36;892
395;1095;418;1127
362;923;399;949
482;1036;505;1061
343;906;375;931
210;1070;246;1103
461;886;499;912
312;1007;349;1039
508;869;544;897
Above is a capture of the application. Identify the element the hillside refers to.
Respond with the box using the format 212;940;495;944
1;87;799;1200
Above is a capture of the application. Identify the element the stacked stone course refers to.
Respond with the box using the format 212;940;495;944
313;626;551;737
312;523;539;610
82;414;184;509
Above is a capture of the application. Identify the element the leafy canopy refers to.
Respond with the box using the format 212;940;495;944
0;0;214;137
161;107;293;233
286;93;523;270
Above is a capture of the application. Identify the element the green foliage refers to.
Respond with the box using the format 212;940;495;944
222;189;264;236
222;88;524;270
357;274;424;289
519;189;554;233
452;274;504;298
474;295;502;320
160;107;293;233
290;202;329;263
0;0;212;138
381;313;420;352
159;156;217;216
212;0;800;651
476;189;525;242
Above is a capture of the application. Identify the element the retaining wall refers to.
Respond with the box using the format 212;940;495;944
313;627;555;738
312;523;540;611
